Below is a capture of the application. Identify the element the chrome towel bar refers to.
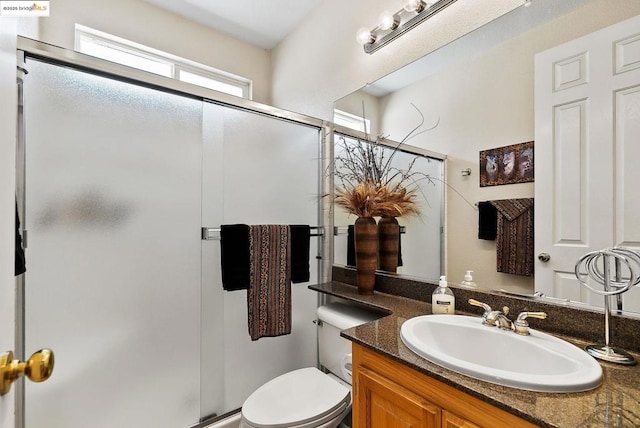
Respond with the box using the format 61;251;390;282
202;226;324;241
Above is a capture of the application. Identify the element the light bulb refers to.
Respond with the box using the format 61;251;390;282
378;10;398;31
402;0;425;12
356;27;374;45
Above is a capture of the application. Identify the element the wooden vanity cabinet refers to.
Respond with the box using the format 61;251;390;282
352;343;536;428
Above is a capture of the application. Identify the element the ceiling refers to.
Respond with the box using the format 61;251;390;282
142;0;321;50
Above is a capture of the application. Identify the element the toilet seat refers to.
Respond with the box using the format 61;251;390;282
241;367;351;428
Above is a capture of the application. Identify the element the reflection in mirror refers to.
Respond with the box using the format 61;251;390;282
334;0;640;316
333;131;444;282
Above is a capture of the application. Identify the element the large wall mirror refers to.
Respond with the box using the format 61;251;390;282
332;131;445;282
334;0;640;317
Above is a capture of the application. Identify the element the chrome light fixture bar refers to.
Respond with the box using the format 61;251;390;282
357;0;459;54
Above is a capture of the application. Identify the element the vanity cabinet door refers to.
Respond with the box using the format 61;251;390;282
442;410;481;428
352;344;537;428
356;366;441;428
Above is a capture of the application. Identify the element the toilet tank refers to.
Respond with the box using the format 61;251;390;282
316;302;382;384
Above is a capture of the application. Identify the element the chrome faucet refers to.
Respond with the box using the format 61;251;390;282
486;307;514;331
468;299;492;323
469;299;548;335
468;299;512;329
514;311;547;336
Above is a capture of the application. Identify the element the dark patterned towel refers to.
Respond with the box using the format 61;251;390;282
491;198;534;276
248;225;291;341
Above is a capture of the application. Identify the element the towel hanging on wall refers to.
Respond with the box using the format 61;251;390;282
477;201;497;240
490;198;534;276
248;225;291;341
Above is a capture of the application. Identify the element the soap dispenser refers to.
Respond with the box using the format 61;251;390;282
432;276;455;314
461;270;477;287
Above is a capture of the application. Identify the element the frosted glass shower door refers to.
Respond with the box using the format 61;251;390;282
200;102;321;415
22;59;204;428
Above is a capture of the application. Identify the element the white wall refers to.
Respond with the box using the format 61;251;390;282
33;0;272;104
373;0;640;292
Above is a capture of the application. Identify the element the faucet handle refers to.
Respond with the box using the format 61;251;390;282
468;299;492;312
514;311;548;336
468;299;492;319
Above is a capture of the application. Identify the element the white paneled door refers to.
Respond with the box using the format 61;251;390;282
535;15;640;311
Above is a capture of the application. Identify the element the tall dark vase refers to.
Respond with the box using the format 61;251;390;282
354;216;378;295
378;216;400;273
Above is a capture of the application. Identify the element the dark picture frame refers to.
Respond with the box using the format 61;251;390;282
479;141;534;187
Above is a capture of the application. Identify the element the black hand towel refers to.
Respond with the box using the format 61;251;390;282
398;225;403;267
478;201;497;240
290;225;310;283
347;225;356;267
220;224;250;291
15;200;26;276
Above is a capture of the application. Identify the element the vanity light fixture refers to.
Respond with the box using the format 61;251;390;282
356;0;458;54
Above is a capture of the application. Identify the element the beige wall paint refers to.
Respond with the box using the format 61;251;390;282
271;0;523;120
33;0;272;104
373;0;640;292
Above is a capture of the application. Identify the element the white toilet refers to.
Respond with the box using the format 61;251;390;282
240;302;381;428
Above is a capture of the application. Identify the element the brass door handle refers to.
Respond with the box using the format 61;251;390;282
0;349;54;395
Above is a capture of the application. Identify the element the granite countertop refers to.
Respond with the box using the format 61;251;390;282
310;281;640;428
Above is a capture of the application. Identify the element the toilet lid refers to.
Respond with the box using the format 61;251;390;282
242;367;351;428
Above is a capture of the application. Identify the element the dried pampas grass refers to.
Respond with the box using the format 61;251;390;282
331;103;440;219
374;186;420;218
335;182;421;218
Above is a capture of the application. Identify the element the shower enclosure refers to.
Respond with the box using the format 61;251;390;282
18;40;324;428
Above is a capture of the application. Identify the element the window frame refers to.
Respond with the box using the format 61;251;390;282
333;109;371;133
75;24;253;100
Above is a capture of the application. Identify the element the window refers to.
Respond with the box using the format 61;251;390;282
334;109;371;133
75;25;253;99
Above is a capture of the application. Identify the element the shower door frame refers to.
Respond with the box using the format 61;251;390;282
15;36;332;428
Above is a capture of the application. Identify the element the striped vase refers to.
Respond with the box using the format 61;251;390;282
378;216;400;273
354;216;378;295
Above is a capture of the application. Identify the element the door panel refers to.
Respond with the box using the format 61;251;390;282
357;367;440;428
210;104;321;411
0;17;18;428
535;15;640;307
23;58;203;428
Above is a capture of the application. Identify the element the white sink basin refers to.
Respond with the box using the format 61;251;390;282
400;315;602;392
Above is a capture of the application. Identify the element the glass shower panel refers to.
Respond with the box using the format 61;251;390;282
200;102;321;413
23;58;203;428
